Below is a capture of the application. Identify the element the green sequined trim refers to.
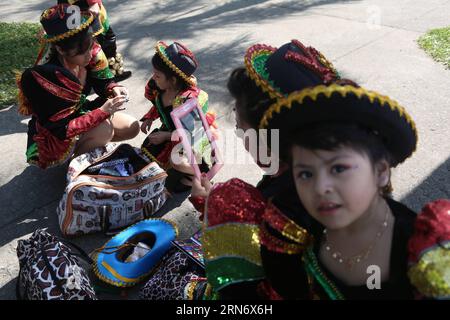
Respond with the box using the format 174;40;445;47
154;96;172;131
91;67;114;80
252;53;283;95
303;246;345;300
26;143;39;162
206;257;265;291
101;16;110;36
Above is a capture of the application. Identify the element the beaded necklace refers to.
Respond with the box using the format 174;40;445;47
322;206;390;270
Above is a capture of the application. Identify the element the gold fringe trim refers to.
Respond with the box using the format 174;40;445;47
244;46;283;100
259;84;418;152
27;137;77;169
43;14;94;43
15;71;32;116
141;146;163;168
155;42;197;87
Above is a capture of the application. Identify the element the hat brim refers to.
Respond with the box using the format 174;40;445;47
244;44;283;99
155;41;196;87
261;84;418;166
44;11;103;43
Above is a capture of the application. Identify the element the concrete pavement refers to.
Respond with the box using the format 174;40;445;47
0;0;449;299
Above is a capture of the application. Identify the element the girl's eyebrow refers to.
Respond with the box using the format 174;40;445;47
293;163;312;169
293;155;352;168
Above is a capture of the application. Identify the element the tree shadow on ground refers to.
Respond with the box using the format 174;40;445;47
400;156;450;212
0;105;29;137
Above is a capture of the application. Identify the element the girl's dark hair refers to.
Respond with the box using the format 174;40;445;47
290;122;393;168
227;67;275;128
226;68;359;129
151;53;189;91
54;28;93;56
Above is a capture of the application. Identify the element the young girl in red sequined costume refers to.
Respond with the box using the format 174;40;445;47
256;84;449;299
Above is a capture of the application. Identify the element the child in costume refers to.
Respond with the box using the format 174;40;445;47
17;4;139;169
140;41;216;193
57;0;132;82
254;82;448;299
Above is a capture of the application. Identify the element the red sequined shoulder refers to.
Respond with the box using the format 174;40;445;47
408;199;450;263
206;178;266;227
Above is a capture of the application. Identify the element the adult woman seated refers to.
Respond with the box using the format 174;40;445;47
17;4;139;169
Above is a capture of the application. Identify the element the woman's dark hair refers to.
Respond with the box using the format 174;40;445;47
54;28;93;56
227;67;275;128
151;53;189;91
290;122;393;168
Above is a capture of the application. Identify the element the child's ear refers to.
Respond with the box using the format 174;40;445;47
55;45;65;56
171;77;179;88
375;159;390;188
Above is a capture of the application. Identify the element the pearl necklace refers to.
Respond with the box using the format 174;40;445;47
322;208;390;270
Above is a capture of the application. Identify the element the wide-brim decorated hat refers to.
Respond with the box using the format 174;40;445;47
155;41;198;87
244;39;339;99
40;4;103;43
260;84;418;166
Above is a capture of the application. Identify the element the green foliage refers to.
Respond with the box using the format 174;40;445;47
418;26;450;69
0;22;41;108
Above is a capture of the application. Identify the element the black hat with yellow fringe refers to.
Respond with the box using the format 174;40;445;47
260;84;418;166
40;3;103;43
154;41;198;87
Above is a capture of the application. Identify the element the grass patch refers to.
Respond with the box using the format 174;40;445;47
418;26;450;69
0;22;41;109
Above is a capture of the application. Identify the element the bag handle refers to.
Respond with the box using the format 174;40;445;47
99;205;125;236
16;266;26;300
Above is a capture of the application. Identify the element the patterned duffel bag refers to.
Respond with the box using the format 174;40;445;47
16;229;96;300
57;143;168;237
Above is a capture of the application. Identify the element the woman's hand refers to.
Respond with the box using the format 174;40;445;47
191;174;213;198
100;96;127;115
147;131;172;145
112;86;129;99
141;119;153;134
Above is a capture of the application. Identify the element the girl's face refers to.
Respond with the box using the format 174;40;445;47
291;145;389;230
152;68;175;91
57;37;93;67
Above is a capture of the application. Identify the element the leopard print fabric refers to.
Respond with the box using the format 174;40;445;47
139;248;204;300
16;229;97;300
